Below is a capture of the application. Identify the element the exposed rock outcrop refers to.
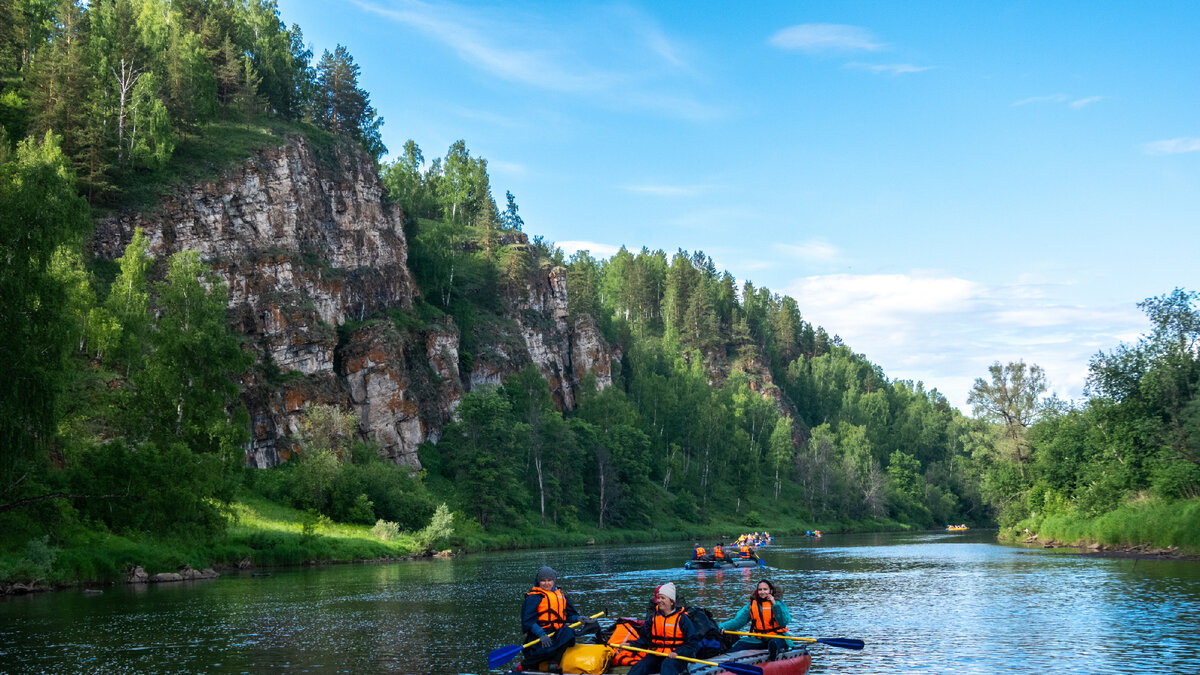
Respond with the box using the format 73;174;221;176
90;134;619;470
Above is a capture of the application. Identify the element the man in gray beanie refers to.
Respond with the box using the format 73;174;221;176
520;566;597;671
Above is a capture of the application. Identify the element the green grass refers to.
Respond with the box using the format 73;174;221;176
1002;496;1200;553
103;117;337;215
1;495;428;586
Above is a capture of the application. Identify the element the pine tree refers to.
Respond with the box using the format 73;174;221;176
313;44;384;158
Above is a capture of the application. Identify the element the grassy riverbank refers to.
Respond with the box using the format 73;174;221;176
998;496;1200;554
1;491;918;589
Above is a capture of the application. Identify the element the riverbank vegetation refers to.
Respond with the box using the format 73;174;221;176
970;289;1200;554
3;1;1197;589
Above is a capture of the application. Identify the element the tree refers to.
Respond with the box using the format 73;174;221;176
104;228;152;369
504;365;556;526
0;131;90;510
967;360;1046;477
439;389;526;530
133;250;251;460
501;190;523;231
1089;288;1200;467
381;140;426;216
312;44;384;158
768;416;794;500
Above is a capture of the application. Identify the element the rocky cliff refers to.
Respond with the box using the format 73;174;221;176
91;134;618;470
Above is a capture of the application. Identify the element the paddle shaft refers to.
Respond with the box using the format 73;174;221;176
614;644;758;671
724;630;806;642
724;630;865;651
522;610;606;649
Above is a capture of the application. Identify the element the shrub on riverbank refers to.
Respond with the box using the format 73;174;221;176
1003;496;1200;553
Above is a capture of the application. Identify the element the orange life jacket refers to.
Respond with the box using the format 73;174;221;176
750;599;787;634
650;608;687;649
694;546;706;557
738;544;751;558
713;545;726;559
607;620;645;666
526;586;568;633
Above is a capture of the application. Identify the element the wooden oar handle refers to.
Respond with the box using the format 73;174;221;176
521;610;606;649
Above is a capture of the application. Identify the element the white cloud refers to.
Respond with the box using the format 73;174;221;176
778;239;840;263
1012;94;1103;109
558;240;622;258
769;24;884;53
487;160;528;176
1143;137;1200;155
783;272;1145;412
845;62;933;75
1012;94;1068;107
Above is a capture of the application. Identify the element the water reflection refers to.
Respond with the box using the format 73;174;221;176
1;532;1198;674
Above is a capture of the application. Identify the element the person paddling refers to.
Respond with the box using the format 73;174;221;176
520;566;597;672
719;578;791;661
623;582;699;675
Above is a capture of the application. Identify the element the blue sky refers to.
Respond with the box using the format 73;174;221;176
276;1;1200;411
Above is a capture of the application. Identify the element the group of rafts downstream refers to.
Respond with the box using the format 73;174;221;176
490;535;863;675
684;534;773;570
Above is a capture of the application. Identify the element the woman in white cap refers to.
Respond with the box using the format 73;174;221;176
520;566;596;671
623;582;699;675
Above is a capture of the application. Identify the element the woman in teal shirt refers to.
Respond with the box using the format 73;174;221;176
718;578;791;660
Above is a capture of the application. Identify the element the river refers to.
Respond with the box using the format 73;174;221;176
2;530;1198;674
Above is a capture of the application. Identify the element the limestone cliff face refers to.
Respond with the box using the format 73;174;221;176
91;134;618;469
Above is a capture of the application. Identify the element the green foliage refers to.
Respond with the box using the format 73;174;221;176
0;535;59;583
371;519;400;541
312;44;383;159
0;130;90;507
416;503;454;552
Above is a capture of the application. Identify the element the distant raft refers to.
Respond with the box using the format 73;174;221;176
684;557;762;570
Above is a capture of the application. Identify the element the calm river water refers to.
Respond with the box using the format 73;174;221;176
2;530;1199;674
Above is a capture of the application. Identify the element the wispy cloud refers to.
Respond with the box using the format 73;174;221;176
784;272;1145;410
769;23;884;53
558;240;622;258
845;62;934;75
1012;94;1103;109
351;0;717;120
622;184;704;197
486;160;528;177
778;239;840;263
1012;94;1068;106
1142;137;1200;155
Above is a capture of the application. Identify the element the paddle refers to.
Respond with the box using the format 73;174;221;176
486;611;606;669
723;630;865;651
615;644;763;675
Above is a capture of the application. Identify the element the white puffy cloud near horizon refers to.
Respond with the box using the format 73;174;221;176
784;271;1146;412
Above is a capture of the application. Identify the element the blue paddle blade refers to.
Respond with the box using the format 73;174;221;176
486;644;523;669
717;661;764;675
816;637;865;650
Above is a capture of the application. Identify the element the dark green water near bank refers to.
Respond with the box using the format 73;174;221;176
2;531;1199;673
